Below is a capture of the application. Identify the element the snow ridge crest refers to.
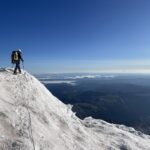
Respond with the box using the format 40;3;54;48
0;68;150;150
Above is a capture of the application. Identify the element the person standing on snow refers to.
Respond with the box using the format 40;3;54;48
11;49;24;74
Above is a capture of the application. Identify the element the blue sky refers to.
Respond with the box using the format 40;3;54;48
0;0;150;73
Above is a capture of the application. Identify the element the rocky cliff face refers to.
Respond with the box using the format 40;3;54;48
0;68;150;150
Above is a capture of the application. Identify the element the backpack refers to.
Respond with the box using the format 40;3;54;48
11;51;19;63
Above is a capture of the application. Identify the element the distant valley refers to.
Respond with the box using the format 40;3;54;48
36;73;150;135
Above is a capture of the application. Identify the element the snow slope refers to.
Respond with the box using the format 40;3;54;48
0;68;150;150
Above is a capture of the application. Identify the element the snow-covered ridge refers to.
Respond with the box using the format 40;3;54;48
0;68;150;150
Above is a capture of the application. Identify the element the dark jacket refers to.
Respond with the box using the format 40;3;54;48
17;51;24;63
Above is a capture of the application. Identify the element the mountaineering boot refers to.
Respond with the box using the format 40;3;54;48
13;70;17;75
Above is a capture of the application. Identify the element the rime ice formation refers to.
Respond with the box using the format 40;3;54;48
0;68;150;150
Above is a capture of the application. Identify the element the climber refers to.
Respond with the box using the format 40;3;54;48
11;49;24;74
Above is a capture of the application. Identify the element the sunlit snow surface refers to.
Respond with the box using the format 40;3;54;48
0;68;150;150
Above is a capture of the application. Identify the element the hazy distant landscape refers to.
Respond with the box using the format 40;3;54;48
36;73;150;135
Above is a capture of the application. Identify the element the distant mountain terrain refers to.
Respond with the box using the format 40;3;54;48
42;74;150;135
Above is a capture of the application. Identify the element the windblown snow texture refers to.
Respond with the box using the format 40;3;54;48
0;68;150;150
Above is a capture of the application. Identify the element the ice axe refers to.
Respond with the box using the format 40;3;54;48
22;61;25;70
